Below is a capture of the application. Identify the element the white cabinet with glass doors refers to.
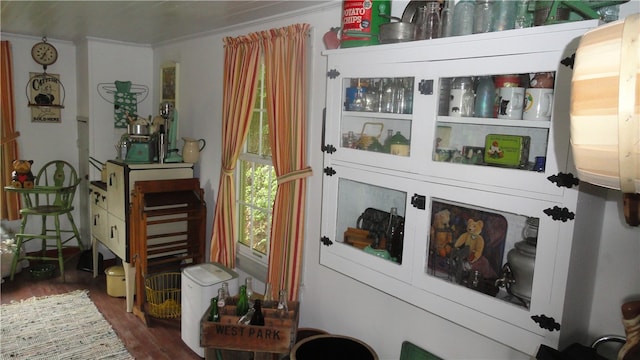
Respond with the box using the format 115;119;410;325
320;20;603;355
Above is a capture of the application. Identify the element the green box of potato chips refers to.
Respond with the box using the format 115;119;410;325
484;134;530;168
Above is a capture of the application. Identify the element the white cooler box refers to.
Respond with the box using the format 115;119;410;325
181;262;238;357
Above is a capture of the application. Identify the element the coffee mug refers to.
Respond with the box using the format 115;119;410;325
497;87;525;120
524;88;554;121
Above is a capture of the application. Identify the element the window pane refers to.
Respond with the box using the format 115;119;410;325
238;203;251;247
261;115;271;157
247;112;261;155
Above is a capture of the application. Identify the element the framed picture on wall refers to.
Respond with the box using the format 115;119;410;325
160;61;179;110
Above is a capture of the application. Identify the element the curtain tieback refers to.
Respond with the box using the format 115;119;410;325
222;166;235;176
277;166;313;185
1;131;20;145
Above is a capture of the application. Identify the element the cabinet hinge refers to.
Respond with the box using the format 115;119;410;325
321;236;333;246
560;53;575;69
544;206;575;222
322;144;337;154
327;69;340;79
323;167;336;176
411;193;426;210
547;172;579;188
531;314;561;332
418;79;433;95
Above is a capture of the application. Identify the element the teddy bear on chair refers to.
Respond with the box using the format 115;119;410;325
11;160;35;189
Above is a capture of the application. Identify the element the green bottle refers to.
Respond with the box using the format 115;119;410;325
209;297;220;322
236;285;249;316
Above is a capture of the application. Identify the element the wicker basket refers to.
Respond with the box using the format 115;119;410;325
29;263;56;280
145;272;181;319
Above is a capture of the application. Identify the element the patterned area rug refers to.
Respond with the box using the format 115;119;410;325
1;290;133;360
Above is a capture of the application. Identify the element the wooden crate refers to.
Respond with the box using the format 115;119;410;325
201;299;299;354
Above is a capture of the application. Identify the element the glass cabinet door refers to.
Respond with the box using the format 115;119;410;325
411;181;560;333
320;164;421;283
417;51;573;196
324;63;434;174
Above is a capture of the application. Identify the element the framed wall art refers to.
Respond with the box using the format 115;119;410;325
160;61;179;110
28;72;63;123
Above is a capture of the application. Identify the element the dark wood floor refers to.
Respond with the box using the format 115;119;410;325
1;257;201;360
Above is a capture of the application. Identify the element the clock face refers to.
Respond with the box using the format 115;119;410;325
31;42;58;66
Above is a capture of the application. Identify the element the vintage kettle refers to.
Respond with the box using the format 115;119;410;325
182;137;206;163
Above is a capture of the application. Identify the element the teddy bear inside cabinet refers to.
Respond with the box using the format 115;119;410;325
320;20;603;355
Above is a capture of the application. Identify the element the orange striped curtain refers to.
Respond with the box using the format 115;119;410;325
1;40;21;220
261;24;312;301
210;34;262;267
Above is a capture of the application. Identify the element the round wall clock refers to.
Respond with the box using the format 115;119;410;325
31;38;58;67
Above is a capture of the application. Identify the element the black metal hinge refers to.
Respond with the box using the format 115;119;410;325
544;206;575;222
531;314;561;332
411;193;426;210
321;236;333;246
323;167;336;176
327;69;340;79
547;172;579;188
560;53;575;69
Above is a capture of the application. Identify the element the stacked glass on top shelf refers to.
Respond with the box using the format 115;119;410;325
342;77;414;156
434;72;555;171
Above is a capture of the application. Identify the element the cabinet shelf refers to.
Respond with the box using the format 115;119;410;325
437;116;552;129
343;110;412;120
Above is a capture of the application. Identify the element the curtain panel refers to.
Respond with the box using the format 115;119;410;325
210;34;261;267
210;24;312;301
261;23;311;301
1;40;21;220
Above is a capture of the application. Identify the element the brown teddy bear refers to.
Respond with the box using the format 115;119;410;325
431;209;454;257
11;160;35;189
454;218;497;279
454;218;485;263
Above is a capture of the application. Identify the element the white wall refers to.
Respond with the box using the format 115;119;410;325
2;2;639;359
152;3;640;359
1;34;80;245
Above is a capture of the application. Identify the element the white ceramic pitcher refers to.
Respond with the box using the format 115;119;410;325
182;137;206;163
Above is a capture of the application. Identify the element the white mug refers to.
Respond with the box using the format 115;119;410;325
523;88;554;121
497;87;525;120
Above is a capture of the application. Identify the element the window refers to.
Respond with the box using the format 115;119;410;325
236;61;277;267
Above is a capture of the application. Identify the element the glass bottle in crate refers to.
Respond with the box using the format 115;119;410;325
236;285;249;316
217;287;226;308
277;289;289;317
245;277;254;307
209;297;220;322
250;299;265;326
